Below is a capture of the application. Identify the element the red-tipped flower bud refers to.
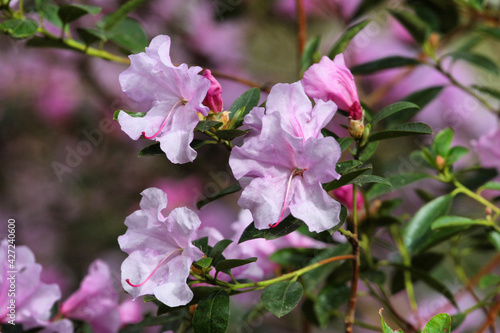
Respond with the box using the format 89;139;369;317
202;69;223;113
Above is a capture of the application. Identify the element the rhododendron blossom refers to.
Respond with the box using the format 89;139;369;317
118;187;204;307
302;54;362;120
230;82;342;232
117;35;211;164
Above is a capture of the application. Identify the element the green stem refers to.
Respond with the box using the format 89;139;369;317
391;226;418;313
453;179;500;216
345;185;360;333
38;28;130;64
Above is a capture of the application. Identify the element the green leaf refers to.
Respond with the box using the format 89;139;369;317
422;313;452;333
58;5;101;24
196;183;242;209
314;284;350;327
350;56;420;75
386;86;444;125
445;51;499;75
479;274;500;289
371;102;419;126
451;313;466;331
36;0;62;28
215;129;248;141
238;215;304;243
100;0;146;30
353;175;391;187
261;281;303;318
270;247;318;268
352;0;385;19
391;252;445;294
228;88;260;127
487;231;500;251
358;141;379;162
0;18;38;38
403;195;453;253
335;160;363;174
196;120;223;131
379;309;403;333
108;18;148;54
328;19;371;59
432;128;454;157
369;122;433;142
431;216;491;229
209;239;233;265
389;9;430;44
472;84;500;100
195;257;213;268
367;172;431;200
480;181;500;192
138;143;166;157
193;237;209;255
193;290;230;333
323;165;373;191
25;36;73;50
215;257;257;272
113;110;145;120
301;35;321;73
337;137;354;152
447;146;469;164
77;27;106;45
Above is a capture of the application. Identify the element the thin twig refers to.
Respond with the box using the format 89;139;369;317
296;0;307;72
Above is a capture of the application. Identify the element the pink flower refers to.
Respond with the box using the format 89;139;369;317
117;35;211;164
202;69;223;113
302;54;362;119
60;260;120;333
118;188;204;307
472;127;500;171
331;184;365;212
118;299;143;326
229;82;342;232
0;239;72;332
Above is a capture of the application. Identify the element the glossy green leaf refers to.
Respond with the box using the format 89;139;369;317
369;122;432;142
301;35;321;73
58;5;101;24
108;18;148;54
215;257;257;272
389;9;430;44
238;215;304;243
451;313;466;331
100;0;146;30
387;86;444;125
403;195;453;253
337;137;354;152
447;146;469;164
215;129;248;141
195;257;213;268
209;239;233;264
350;56;420;75
228;88;260;127
138;143;162;157
353;175;391;187
487;231;500;251
422;313;451;333
480;181;500;192
314;284;350;327
323;165;373;191
371;102;419;125
445;51;499;75
432;128;453;157
261;281;303;318
196;120;223;131
358;141;378;162
335;160;363;174
193;290;230;333
431;216;491;229
328;19;370;59
196;183;242;209
0;19;38;38
367;172;431;200
36;0;62;28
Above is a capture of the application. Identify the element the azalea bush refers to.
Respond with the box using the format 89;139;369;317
1;0;500;333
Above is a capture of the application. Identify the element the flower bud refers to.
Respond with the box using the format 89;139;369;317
436;155;446;170
202;69;223;113
349;119;364;139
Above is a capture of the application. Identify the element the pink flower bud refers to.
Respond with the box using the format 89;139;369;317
331;184;364;212
202;69;223;113
302;54;361;113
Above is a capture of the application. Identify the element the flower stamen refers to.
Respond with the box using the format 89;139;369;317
142;99;184;139
269;168;305;228
126;248;182;287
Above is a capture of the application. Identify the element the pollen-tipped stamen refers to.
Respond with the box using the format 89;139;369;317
142;99;183;139
126;248;182;288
